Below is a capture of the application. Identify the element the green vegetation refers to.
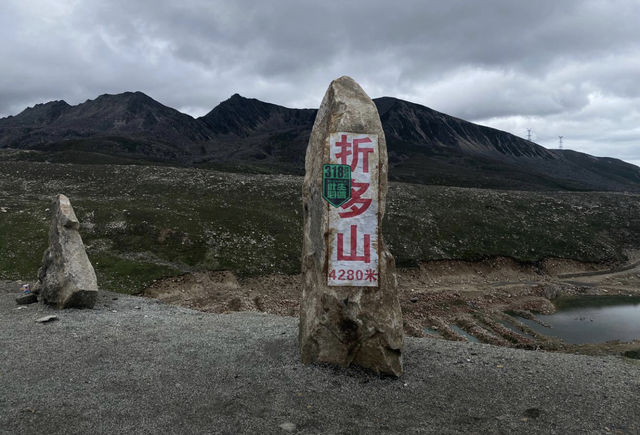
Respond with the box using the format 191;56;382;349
1;153;640;294
386;184;640;266
90;253;180;295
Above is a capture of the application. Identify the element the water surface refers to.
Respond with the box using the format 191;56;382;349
515;295;640;344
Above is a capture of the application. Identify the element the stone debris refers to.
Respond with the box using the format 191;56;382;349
35;194;98;308
299;76;403;376
35;315;58;323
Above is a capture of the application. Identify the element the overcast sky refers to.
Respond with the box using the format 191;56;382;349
1;0;639;166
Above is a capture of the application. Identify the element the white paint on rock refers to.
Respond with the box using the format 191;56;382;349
327;132;379;287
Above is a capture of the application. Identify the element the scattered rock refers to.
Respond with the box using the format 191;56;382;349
523;408;542;419
35;315;58;323
253;295;265;311
279;422;296;432
35;194;98;309
228;297;242;311
623;349;640;359
16;293;38;305
540;284;562;299
299;76;403;376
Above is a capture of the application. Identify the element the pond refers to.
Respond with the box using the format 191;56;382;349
515;295;640;344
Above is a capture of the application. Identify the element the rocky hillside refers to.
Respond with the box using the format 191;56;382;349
2;156;640;293
1;92;639;191
198;94;316;167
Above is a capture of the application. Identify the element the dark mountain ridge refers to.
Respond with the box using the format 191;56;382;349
0;91;213;160
375;97;553;160
6;100;72;127
1;91;639;192
201;93;316;137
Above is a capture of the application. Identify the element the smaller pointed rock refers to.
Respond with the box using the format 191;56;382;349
36;194;98;308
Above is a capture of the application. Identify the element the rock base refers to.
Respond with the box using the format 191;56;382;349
16;293;38;305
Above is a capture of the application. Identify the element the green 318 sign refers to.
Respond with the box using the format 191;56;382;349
322;164;351;207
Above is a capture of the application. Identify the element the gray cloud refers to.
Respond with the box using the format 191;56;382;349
1;0;638;164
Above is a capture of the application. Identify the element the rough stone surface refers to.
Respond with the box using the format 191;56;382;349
15;293;38;305
36;194;98;308
300;76;403;376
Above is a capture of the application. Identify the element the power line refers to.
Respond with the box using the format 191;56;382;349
527;129;532;141
558;136;563;150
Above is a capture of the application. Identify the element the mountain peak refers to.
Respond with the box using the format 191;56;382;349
19;99;71;113
80;91;177;119
218;93;261;108
199;93;316;137
92;90;155;102
9;100;72;125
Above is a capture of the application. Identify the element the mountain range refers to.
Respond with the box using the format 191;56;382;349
1;91;639;191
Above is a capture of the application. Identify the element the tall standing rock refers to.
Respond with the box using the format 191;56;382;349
36;194;98;308
300;76;403;376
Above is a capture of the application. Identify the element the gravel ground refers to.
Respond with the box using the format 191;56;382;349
1;281;639;434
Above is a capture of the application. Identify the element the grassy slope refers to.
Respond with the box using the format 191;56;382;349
1;155;639;294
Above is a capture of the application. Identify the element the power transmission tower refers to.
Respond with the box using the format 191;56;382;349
527;129;532;141
558;136;563;150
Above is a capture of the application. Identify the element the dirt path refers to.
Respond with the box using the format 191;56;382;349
557;259;640;279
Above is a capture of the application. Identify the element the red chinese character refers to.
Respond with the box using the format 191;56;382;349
334;135;374;173
337;224;371;263
335;134;352;166
352;137;374;173
364;269;378;283
339;180;372;218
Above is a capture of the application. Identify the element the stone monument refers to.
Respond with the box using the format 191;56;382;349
299;76;403;376
35;194;98;308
